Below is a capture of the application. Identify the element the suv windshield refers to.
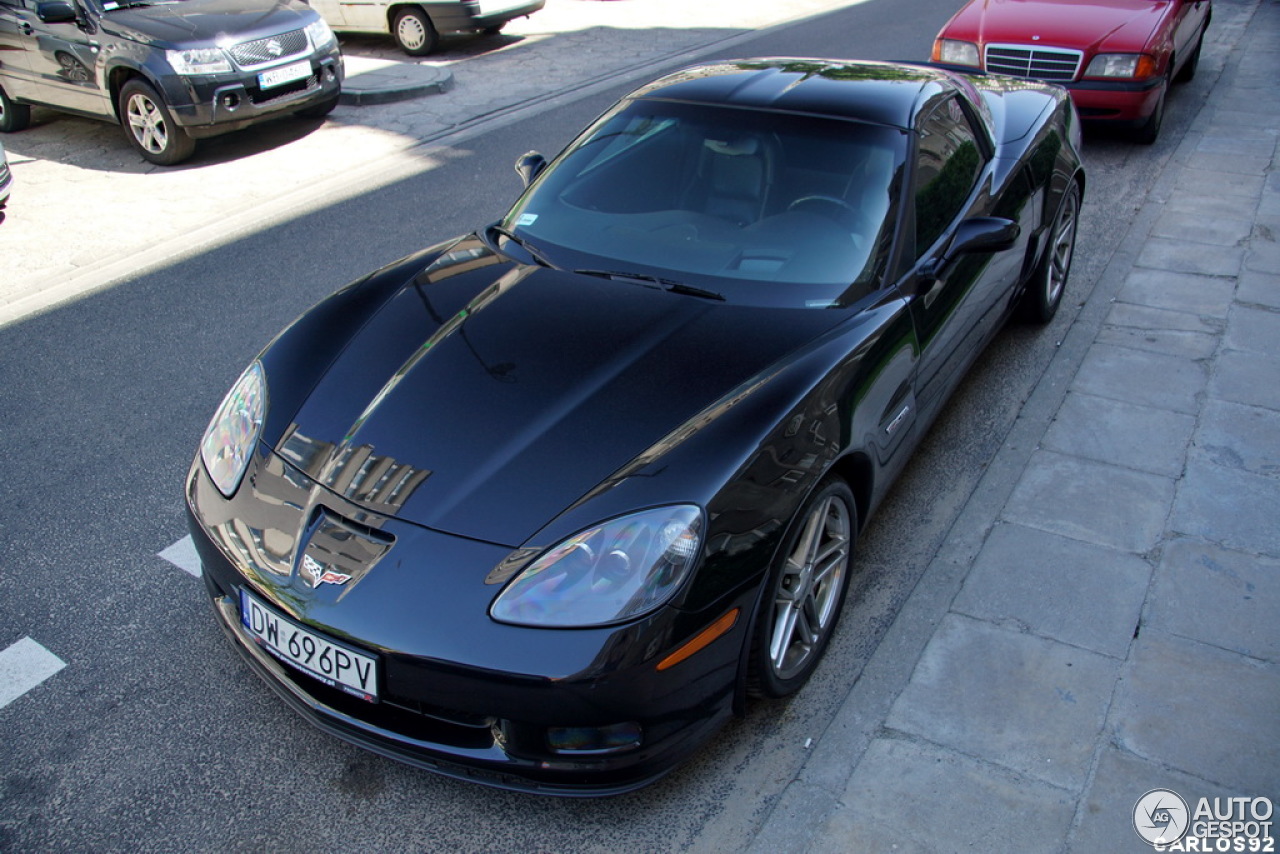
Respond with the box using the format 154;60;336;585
503;98;906;308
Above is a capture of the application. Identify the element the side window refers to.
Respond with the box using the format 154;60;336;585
912;98;985;258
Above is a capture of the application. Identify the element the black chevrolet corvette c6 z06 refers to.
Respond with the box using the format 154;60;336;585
186;58;1085;795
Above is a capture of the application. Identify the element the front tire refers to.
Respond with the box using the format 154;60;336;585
393;7;438;56
1133;75;1169;145
119;79;195;166
748;477;857;699
1174;32;1204;83
1022;181;1080;324
0;84;32;133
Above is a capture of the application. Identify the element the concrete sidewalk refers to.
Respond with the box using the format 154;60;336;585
750;1;1280;851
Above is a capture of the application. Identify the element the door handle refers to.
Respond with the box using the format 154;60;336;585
21;22;34;34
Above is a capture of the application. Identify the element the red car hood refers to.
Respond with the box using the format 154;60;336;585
947;0;1167;53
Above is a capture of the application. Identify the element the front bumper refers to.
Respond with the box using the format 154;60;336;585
1063;76;1165;123
185;448;746;795
163;52;343;139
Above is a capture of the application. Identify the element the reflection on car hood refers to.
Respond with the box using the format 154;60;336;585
277;241;846;547
101;0;313;49
957;0;1165;52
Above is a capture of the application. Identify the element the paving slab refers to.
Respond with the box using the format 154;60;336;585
1114;268;1239;318
1224;304;1280;354
1041;391;1195;478
885;614;1120;790
1134;236;1246;277
1094;325;1221;360
814;736;1076;854
1070;342;1208;415
951;522;1150;659
1180;150;1275;178
1163;168;1264;201
1210;349;1280;410
1002;451;1175;553
1244;236;1280;274
1070;747;1236;854
1110;630;1280;795
1151;209;1254;246
1195;399;1280;479
1170;458;1280;555
1149;538;1280;661
1237;267;1280;308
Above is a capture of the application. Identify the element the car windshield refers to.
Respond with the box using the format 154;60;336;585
502;99;907;309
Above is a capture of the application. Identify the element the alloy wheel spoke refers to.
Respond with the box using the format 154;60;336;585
770;604;800;666
769;491;853;678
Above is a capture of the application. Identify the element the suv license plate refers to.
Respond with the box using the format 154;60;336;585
240;589;378;701
258;60;311;90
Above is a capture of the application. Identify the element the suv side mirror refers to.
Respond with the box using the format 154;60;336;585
514;151;546;188
36;0;78;23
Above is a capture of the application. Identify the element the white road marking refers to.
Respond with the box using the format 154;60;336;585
159;535;203;577
0;638;67;709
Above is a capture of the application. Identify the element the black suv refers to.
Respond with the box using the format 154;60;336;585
0;0;343;164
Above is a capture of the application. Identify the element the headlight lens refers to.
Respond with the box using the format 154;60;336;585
934;39;980;67
200;361;267;498
166;47;232;75
491;506;703;628
1084;53;1155;79
305;18;337;50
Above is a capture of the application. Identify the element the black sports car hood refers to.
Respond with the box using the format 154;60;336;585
275;241;847;547
99;0;314;49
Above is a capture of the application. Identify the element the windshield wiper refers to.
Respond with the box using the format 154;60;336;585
488;224;552;268
573;269;725;301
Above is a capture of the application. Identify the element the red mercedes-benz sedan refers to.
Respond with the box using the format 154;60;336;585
932;0;1210;143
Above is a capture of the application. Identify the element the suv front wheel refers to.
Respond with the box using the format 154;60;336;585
119;79;195;166
0;84;32;133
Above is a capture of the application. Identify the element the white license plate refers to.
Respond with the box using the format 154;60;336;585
258;60;312;90
240;589;378;701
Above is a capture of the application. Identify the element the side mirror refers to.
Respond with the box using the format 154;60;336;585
36;0;78;23
920;216;1020;280
514;151;546;188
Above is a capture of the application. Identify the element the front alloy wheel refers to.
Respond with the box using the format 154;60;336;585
119;79;195;166
0;83;32;133
750;477;856;698
1023;181;1080;324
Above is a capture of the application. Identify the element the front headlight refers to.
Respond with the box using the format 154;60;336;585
200;361;267;498
491;506;703;628
166;47;232;75
934;39;980;67
305;18;337;50
1084;53;1157;79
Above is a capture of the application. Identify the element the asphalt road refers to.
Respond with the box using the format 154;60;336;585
0;0;1216;848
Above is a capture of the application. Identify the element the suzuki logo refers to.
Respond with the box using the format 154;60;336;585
266;39;284;56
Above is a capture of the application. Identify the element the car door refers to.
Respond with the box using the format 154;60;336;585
898;94;1026;424
14;0;106;115
307;0;348;28
0;0;37;95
